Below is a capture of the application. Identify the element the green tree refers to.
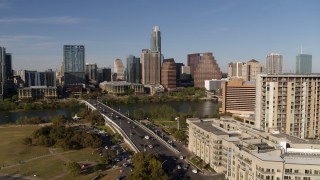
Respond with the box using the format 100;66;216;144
127;152;168;180
67;162;81;176
173;130;187;142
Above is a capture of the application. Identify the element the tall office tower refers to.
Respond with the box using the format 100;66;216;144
85;63;97;84
296;54;312;74
63;45;85;86
246;59;264;81
114;59;125;81
5;54;12;79
126;55;141;83
255;74;320;139
141;49;161;85
45;69;56;87
227;61;247;80
193;52;222;88
0;47;6;101
187;53;201;77
266;53;283;74
161;58;176;89
150;26;161;53
97;68;111;83
175;63;184;84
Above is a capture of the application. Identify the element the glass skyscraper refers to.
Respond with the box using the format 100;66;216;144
296;54;312;74
126;55;141;83
150;26;161;53
0;47;6;101
63;45;85;86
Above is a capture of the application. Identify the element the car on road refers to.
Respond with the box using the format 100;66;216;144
145;135;149;139
192;169;198;174
105;146;108;149
183;164;190;170
180;155;184;160
177;165;181;170
148;144;153;149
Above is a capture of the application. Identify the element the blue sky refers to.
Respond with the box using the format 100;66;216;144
0;0;319;73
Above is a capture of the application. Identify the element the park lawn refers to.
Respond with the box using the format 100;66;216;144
63;148;101;163
153;120;177;128
0;156;65;179
98;125;115;135
0;125;49;166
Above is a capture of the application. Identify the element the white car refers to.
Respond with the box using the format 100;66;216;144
105;146;108;149
177;165;181;170
148;144;153;149
180;155;184;160
192;169;198;174
145;135;149;139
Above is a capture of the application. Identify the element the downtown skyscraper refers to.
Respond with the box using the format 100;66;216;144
141;26;162;85
0;47;6;101
296;54;312;74
126;55;141;83
266;53;283;74
63;45;85;86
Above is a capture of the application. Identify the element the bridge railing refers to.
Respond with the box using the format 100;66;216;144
80;100;140;153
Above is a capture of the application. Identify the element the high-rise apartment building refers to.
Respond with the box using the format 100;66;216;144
266;53;283;74
227;62;247;80
175;63;184;83
296;54;312;74
150;26;161;53
126;55;141;84
85;63;97;84
17;70;56;87
255;74;320;139
63;45;85;86
141;49;161;85
193;52;222;87
114;58;125;81
161;58;176;89
246;59;264;81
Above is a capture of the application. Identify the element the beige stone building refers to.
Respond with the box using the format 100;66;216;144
255;74;320;139
99;81;144;95
228;59;264;81
187;117;320;180
18;86;57;100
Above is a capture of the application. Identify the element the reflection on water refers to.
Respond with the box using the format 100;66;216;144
0;108;79;124
117;101;219;117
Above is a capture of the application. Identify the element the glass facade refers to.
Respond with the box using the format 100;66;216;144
63;45;85;86
296;54;312;74
126;55;141;84
150;26;161;52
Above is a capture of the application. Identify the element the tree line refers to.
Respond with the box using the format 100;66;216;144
23;125;102;150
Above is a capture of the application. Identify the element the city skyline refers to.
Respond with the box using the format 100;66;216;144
0;0;319;72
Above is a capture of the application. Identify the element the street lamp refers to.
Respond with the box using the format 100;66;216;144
175;117;180;131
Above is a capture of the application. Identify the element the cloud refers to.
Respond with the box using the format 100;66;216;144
0;16;89;24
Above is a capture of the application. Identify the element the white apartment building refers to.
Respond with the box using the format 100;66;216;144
255;74;320;139
187;117;320;180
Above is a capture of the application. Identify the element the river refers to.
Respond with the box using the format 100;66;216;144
0;101;219;124
116;100;219;117
0;108;80;125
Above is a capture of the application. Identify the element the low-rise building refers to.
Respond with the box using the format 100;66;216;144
18;86;57;100
187;117;320;180
99;81;144;95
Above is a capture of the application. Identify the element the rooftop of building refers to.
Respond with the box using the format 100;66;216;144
270;133;320;144
99;81;143;86
259;73;320;77
193;121;228;135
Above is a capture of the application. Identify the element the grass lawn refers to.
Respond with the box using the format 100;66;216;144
153;120;177;127
0;156;65;179
0;125;113;180
98;125;115;135
63;148;101;163
0;125;49;166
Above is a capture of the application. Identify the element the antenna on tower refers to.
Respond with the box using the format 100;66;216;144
300;45;303;54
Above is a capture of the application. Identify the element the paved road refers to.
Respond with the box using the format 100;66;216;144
88;99;221;180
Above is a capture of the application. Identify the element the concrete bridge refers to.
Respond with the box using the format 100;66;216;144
80;99;179;154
